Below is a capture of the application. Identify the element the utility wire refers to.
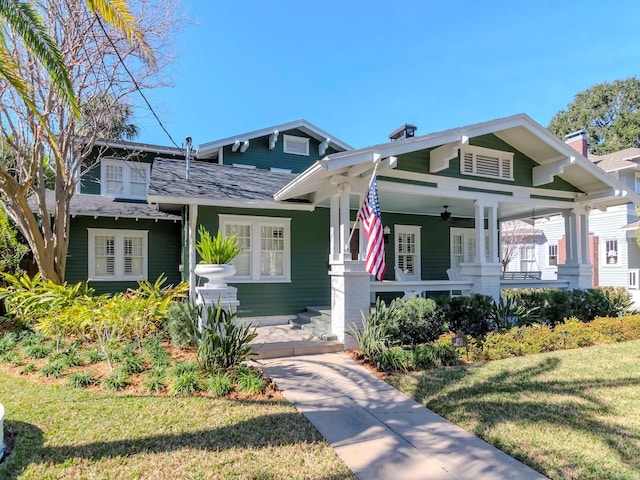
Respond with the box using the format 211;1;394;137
93;15;183;152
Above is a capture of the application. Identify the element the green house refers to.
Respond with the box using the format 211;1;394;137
64;116;640;348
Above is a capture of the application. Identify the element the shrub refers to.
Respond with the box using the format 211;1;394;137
164;301;198;347
23;342;50;359
102;369;130;391
445;294;492;337
85;348;105;364
120;353;146;375
0;332;18;355
19;363;36;374
348;297;395;359
387;297;445;345
142;371;166;393
206;371;234;397
40;358;69;378
195;305;257;373
376;346;411;372
68;371;96;388
235;366;266;395
143;336;172;369
170;370;201;395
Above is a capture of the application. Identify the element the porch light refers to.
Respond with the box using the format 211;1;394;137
383;225;391;243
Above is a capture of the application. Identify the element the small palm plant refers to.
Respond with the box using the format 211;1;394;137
194;226;243;264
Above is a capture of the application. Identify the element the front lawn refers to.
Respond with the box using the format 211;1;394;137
0;371;354;479
386;339;640;480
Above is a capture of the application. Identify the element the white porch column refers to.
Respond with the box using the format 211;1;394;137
339;184;351;261
579;211;590;265
329;194;339;262
487;203;499;264
188;204;198;301
558;209;592;289
358;193;366;261
474;201;486;264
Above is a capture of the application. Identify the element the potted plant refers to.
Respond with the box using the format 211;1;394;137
194;226;243;288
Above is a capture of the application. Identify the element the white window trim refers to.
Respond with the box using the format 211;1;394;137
460;145;514;181
87;228;148;281
100;159;151;200
603;238;620;267
219;214;291;283
283;134;310;156
394;225;421;281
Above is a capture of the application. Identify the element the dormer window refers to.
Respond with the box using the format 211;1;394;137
100;159;150;199
460;145;514;181
283;134;309;156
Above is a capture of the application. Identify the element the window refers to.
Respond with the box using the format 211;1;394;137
283;134;309;156
636;173;640;193
460;145;514;181
548;244;558;266
395;225;421;281
88;229;148;281
219;215;291;282
605;239;618;265
100;159;151;199
519;246;536;271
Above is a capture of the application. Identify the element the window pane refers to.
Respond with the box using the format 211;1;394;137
94;235;115;276
105;165;123;194
261;226;285;276
130;165;148;196
124;236;143;275
226;224;251;276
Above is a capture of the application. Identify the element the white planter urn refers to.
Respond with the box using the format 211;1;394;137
194;263;236;289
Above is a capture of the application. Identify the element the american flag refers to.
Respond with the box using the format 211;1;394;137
359;174;386;281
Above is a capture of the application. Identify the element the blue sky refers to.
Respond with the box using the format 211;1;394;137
136;0;640;150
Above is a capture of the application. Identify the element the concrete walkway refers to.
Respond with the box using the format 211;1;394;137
260;352;547;480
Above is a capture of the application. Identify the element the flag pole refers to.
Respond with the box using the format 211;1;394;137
346;162;380;250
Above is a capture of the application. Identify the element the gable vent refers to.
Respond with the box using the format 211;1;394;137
460;146;514;181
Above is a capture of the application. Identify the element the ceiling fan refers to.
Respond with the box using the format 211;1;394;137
436;205;472;225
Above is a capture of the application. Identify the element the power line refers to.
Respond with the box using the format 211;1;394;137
93;15;184;152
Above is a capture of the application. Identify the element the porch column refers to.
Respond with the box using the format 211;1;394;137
329;194;339;262
558;208;593;289
358;193;366;261
339;184;351;261
329;182;370;350
579;210;590;265
188;204;198;301
474;201;486;264
487;203;499;264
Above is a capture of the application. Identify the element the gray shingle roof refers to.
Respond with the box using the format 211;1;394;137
589;147;640;172
33;190;178;221
148;158;301;203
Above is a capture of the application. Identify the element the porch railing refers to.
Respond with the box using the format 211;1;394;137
370;280;473;301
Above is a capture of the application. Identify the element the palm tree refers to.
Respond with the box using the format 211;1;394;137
0;0;154;116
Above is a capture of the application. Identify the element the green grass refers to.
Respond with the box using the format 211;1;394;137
386;339;640;480
0;371;355;479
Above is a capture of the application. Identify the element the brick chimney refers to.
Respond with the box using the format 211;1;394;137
565;130;588;157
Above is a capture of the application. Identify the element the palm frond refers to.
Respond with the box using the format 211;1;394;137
0;0;78;115
85;0;155;66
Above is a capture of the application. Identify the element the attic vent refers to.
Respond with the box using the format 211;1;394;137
283;134;309;156
460;146;514;181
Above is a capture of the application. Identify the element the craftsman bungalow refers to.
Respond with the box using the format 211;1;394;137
144;114;639;346
56;116;640;346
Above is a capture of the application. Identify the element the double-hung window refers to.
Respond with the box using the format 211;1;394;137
88;229;148;281
548;244;558;266
605;239;619;265
219;215;291;282
100;159;151;199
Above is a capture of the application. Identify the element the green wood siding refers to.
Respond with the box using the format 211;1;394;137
222;128;336;173
397;134;581;193
66;217;182;295
196;206;330;317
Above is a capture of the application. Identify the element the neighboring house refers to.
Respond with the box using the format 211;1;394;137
143;114;639;347
529;134;640;300
60;139;186;294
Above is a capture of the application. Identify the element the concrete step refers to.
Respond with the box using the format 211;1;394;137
251;340;344;359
